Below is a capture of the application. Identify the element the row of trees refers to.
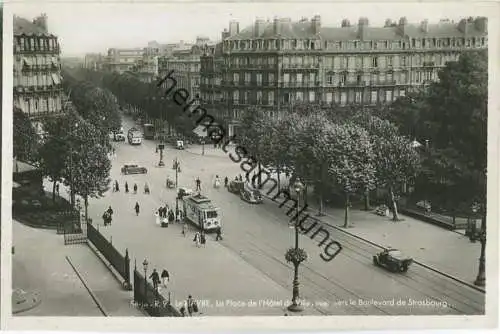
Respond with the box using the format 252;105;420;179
239;106;420;227
239;50;487;224
75;69;197;137
13;68;123;221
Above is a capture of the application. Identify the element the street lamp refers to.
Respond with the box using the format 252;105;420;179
474;205;486;287
287;178;305;313
142;259;149;306
174;158;181;215
201;139;205;155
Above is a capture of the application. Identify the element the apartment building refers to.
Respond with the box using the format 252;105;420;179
104;47;144;74
200;16;488;137
84;53;106;70
13;14;64;120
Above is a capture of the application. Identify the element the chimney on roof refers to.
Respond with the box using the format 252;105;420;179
357;17;369;40
474;16;487;33
397;17;408;36
254;18;266;37
273;16;281;35
384;19;393;27
312;15;321;34
341;19;351;28
229;20;240;36
33;13;48;33
421;19;429;33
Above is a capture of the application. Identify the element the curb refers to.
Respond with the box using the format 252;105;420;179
87;242;132;291
262;193;486;294
65;256;108;316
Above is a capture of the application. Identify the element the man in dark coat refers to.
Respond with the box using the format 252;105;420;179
149;269;160;291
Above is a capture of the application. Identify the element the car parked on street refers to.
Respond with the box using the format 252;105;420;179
373;249;413;273
121;163;147;175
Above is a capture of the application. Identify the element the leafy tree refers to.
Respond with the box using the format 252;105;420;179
13;107;40;163
61;113;111;222
326;122;376;227
351;114;421;221
38;116;71;203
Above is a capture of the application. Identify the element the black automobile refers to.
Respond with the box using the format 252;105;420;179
373;249;413;273
228;180;244;194
121;163;147;175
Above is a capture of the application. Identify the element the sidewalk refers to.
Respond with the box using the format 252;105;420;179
258;177;481;284
13;220;144;317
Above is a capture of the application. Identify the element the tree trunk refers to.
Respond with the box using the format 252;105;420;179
343;193;350;228
258;162;262;187
364;189;370;211
318;191;324;216
304;184;309;207
276;166;281;192
390;187;401;221
52;181;57;203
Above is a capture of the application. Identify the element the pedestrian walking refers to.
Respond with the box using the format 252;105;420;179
182;222;187;236
161;269;170;288
55;183;60;196
187;295;198;316
102;211;111;226
144;182;150;194
245;173;250;182
125;181;129;193
195;177;201;192
200;232;206;247
149;268;160;291
115;180;120;192
215;226;223;241
224;176;228;188
193;232;201;247
238;174;243;181
168;210;175;224
135;202;140;216
133;183;138;194
214;175;221;189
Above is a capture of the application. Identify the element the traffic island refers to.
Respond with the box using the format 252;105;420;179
12;288;41;314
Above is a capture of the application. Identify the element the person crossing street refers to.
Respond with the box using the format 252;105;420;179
195;177;201;192
135;202;140;216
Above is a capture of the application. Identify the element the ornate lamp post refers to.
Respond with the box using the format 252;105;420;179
286;178;307;313
174;158;181;214
474;205;486;287
142;259;149;306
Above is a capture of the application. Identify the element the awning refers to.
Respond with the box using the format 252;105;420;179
51;73;60;85
23;57;32;66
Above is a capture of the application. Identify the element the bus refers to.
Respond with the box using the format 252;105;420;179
143;124;155;140
127;127;142;145
182;194;221;232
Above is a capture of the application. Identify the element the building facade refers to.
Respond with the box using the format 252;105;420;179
200;16;488;137
158;45;203;103
13;14;64;120
104;47;144;74
84;53;106;70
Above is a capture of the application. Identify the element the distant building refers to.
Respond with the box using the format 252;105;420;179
200;16;488;137
104;47;144;74
84;53;105;70
13;13;64;120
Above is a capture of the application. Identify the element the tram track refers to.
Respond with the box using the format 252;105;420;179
226;196;484;315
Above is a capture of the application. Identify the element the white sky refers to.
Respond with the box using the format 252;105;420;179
10;1;494;57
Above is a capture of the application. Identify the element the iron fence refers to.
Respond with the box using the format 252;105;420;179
133;269;181;317
87;222;131;288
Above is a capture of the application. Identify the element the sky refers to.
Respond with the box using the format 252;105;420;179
10;1;493;57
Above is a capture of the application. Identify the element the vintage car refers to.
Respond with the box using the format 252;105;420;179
176;140;185;150
373;249;413;273
228;180;244;194
177;187;193;199
121;163;147;175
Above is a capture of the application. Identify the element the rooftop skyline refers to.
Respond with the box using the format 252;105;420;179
10;1;492;56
